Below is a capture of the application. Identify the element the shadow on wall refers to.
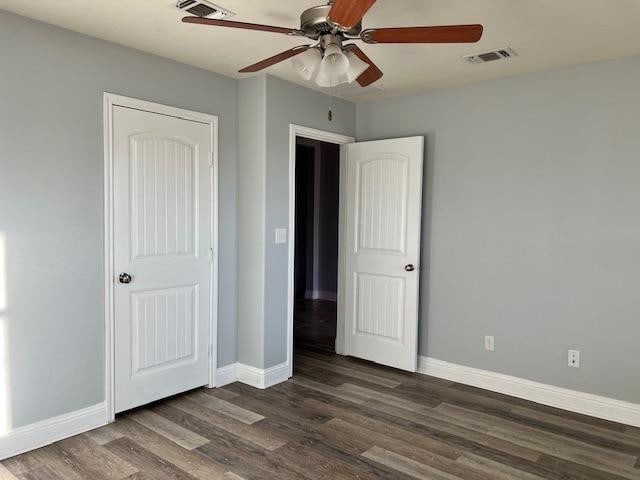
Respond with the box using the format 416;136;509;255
0;231;11;435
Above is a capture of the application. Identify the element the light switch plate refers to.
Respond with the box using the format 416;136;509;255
275;228;287;244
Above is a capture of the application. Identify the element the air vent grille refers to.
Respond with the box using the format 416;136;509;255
175;0;234;19
463;47;517;64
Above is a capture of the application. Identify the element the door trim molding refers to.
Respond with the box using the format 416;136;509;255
103;93;219;422
287;125;354;377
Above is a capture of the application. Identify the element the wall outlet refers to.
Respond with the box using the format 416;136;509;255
484;335;495;351
568;349;580;368
275;228;287;244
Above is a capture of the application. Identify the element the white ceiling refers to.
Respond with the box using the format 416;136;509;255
2;0;640;100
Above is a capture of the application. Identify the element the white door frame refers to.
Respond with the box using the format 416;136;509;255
103;93;219;421
287;124;354;377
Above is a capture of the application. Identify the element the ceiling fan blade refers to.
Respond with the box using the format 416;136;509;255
328;0;377;29
345;45;383;87
239;46;311;73
362;24;483;44
182;16;301;35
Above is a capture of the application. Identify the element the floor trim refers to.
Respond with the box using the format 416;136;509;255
419;356;640;428
0;402;108;460
236;362;290;390
215;363;238;387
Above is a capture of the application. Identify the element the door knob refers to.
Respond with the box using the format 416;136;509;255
119;272;132;284
404;264;415;272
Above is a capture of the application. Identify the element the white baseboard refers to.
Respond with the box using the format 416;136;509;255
236;362;290;389
215;363;238;387
418;356;640;428
304;290;337;302
0;402;108;460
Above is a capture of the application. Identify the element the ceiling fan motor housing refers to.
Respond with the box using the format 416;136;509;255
300;5;362;38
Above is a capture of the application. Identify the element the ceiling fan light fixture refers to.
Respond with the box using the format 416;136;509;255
322;43;350;74
344;50;369;83
292;47;322;80
314;43;350;87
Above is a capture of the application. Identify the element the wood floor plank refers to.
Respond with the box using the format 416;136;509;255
168;397;287;451
297;350;446;386
510;406;640;453
491;427;640;480
54;435;139;480
296;355;402;388
84;425;124;446
290;376;368;405
0;465;18;480
127;410;209;450
151;404;305;480
104;438;197;480
536;454;638;480
15;465;59;480
3;445;88;480
457;453;547;480
194;430;311;480
199;390;417;479
303;397;463;460
112;417;228;480
222;473;246;480
274;441;376;480
365;398;546;463
190;390;265;424
363;446;462;480
338;382;442;412
211;388;240;401
323;417;507;480
436;403;639;472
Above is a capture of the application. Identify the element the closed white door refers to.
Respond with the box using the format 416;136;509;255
343;137;424;372
113;106;212;413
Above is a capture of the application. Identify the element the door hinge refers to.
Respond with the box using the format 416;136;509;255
208;247;214;263
208;344;212;357
209;152;214;167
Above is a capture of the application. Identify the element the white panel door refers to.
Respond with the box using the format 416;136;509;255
113;106;212;413
343;137;423;372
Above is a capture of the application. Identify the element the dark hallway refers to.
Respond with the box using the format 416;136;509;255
293;137;340;353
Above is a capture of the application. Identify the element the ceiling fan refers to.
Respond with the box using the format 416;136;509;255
182;0;483;88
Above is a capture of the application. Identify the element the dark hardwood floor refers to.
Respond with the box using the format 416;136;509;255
294;298;337;353
3;346;640;479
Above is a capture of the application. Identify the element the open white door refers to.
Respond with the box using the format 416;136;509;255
112;106;213;413
343;137;423;372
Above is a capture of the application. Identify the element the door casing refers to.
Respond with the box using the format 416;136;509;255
103;93;218;421
287;125;354;377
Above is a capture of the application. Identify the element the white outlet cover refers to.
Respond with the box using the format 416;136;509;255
275;228;287;244
484;335;495;351
568;349;580;368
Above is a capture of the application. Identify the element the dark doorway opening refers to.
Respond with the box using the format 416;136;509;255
294;137;340;354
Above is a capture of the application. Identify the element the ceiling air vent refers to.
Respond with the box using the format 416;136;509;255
463;47;517;64
175;0;234;19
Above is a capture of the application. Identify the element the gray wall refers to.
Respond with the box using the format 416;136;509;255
236;75;355;369
237;76;267;368
263;75;355;367
0;10;238;429
356;55;640;403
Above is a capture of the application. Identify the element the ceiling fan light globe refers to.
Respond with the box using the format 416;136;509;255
321;44;350;77
344;50;369;83
291;48;322;81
